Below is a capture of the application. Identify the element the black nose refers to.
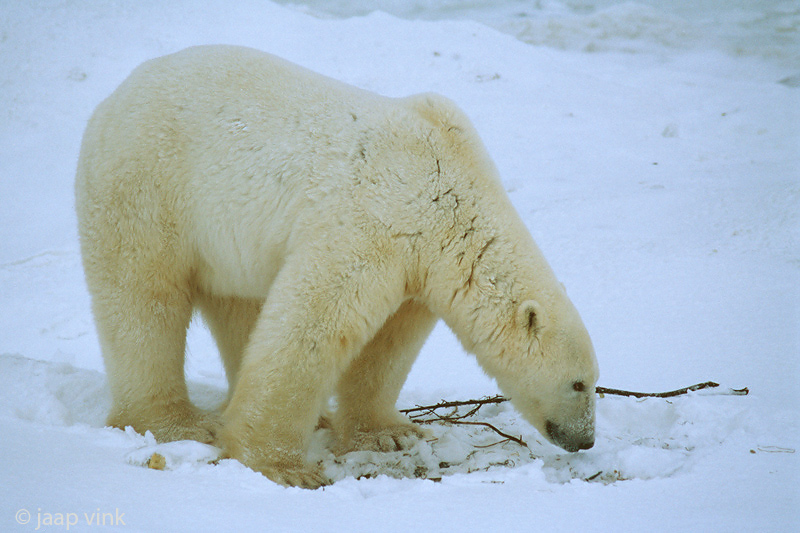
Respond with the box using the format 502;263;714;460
560;438;594;452
546;420;594;452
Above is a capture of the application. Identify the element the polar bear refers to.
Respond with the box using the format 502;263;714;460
76;45;598;488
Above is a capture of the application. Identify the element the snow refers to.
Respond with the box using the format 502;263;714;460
1;0;798;531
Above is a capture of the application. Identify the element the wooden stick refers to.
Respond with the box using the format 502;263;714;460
414;415;528;447
398;381;747;449
597;381;724;398
400;395;507;415
399;381;749;417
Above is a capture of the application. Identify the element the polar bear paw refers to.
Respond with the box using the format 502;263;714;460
338;423;428;454
258;463;330;489
164;413;221;444
109;408;221;444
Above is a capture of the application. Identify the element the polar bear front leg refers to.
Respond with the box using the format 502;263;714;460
219;249;405;488
333;299;437;454
220;313;340;488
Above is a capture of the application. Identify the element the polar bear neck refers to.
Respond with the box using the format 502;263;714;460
338;91;570;360
420;194;564;350
406;163;564;357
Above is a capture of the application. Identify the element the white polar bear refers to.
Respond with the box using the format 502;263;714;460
76;45;598;488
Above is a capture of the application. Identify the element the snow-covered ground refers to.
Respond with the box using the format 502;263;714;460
1;1;798;531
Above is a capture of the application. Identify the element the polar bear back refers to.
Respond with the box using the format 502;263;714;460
78;45;438;297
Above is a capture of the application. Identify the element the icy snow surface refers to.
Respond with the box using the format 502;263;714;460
1;1;798;531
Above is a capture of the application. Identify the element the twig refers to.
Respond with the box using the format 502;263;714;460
400;395;507;415
413;413;528;447
474;438;515;449
400;381;749;417
596;382;749;398
596;381;725;398
399;381;747;450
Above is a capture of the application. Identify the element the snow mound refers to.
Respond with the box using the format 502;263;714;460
0;353;109;427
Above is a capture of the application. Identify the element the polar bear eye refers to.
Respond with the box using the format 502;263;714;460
572;381;585;392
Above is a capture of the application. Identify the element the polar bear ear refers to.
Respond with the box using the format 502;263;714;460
517;300;547;336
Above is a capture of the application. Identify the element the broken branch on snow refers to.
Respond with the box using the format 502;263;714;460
399;382;748;448
596;381;749;398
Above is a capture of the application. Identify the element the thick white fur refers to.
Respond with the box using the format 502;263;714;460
76;45;598;488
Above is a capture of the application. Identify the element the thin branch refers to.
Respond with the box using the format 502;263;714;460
398;381;747;450
448;421;527;447
400;381;749;417
400;395;507;415
596;382;748;398
596;381;719;398
414;413;528;447
474;438;515;449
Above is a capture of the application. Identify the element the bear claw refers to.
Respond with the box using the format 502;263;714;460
259;464;330;489
337;423;428;454
109;410;221;444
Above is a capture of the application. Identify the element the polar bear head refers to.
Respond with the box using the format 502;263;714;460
466;292;598;452
503;297;597;451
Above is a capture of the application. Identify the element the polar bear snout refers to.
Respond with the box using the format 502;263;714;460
545;419;595;452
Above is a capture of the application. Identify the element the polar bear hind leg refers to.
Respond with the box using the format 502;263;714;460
89;258;219;443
